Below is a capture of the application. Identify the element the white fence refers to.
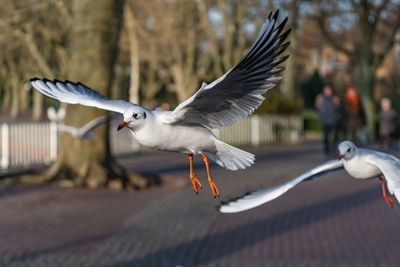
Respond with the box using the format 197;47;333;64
1;122;57;171
213;115;303;146
0;115;303;171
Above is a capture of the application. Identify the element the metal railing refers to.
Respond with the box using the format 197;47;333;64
0;114;303;171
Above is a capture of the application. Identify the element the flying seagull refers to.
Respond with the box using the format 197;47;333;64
57;115;112;139
47;107;111;139
47;106;66;122
219;140;400;212
30;10;290;197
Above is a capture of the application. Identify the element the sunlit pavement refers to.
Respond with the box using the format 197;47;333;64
1;141;400;266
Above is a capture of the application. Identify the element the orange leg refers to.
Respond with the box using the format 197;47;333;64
201;153;220;198
188;154;202;194
379;177;393;207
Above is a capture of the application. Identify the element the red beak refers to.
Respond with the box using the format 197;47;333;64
339;154;344;159
117;121;129;131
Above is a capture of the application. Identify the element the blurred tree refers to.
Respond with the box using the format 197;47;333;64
313;0;400;141
120;0;276;106
300;70;325;108
124;1;140;104
18;0;148;189
0;0;72;119
280;0;299;105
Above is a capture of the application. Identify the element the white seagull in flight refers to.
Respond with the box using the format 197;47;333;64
57;115;112;139
30;10;290;197
219;141;400;212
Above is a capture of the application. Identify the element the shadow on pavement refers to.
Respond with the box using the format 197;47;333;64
123;145;322;175
0;185;49;200
109;185;379;267
8;233;112;263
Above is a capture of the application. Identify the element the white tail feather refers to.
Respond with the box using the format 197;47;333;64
206;141;255;171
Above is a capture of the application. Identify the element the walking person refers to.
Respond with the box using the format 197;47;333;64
379;97;398;150
315;85;341;156
344;84;365;144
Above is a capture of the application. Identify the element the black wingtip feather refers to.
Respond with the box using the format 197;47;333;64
278;54;290;64
65;80;77;85
277;41;291;54
279;28;291;43
273;9;279;21
30;77;41;82
278;16;288;29
53;79;63;84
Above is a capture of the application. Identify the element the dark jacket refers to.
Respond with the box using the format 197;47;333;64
317;95;341;126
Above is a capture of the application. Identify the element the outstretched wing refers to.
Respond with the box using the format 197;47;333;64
79;115;112;137
30;78;135;114
163;10;290;128
218;159;344;213
366;151;400;204
57;124;78;135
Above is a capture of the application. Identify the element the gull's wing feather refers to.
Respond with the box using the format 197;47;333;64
78;115;111;137
163;10;290;128
219;159;344;213
30;78;135;114
366;151;400;204
57;124;78;135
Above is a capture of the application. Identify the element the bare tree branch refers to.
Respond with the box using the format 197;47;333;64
314;13;354;57
373;17;400;70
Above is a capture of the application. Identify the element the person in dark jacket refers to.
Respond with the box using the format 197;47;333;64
379;97;398;149
315;85;341;156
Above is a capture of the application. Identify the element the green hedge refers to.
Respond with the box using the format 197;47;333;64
301;109;321;132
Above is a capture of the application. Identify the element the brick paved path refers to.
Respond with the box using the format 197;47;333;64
1;142;400;266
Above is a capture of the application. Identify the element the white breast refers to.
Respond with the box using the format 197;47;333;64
131;116;217;154
343;154;382;179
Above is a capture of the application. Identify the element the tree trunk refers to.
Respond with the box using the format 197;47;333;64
19;82;28;114
55;0;120;187
21;28;53;121
171;63;190;102
10;78;20;119
359;57;376;141
281;0;298;105
9;0;149;189
125;5;140;104
32;91;43;121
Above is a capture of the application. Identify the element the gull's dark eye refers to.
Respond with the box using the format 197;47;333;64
133;113;138;119
347;148;351;152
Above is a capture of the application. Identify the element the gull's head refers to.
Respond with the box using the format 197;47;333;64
118;106;148;131
338;140;357;160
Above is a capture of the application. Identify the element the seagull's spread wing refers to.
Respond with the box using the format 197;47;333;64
30;78;135;114
366;151;400;204
163;10;290;128
79;115;111;137
57;124;79;135
219;159;344;213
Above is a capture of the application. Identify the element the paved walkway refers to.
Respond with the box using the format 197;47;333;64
1;142;400;266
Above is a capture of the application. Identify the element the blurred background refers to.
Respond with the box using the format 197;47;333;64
1;0;400;266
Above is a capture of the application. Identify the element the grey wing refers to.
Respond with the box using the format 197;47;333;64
163;10;290;128
218;159;344;213
30;78;135;114
78;115;112;137
57;124;78;136
366;152;400;204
